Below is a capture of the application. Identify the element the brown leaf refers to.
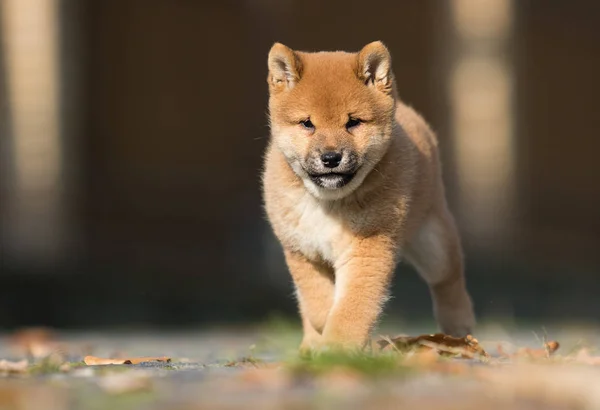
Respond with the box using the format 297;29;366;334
0;359;29;374
497;340;560;360
545;340;560;354
378;333;488;359
84;355;171;366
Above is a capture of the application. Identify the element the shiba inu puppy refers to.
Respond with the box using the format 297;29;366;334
262;41;475;350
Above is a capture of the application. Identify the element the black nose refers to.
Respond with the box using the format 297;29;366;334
321;151;342;168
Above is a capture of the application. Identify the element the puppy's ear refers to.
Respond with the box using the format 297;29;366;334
267;43;303;91
357;41;393;94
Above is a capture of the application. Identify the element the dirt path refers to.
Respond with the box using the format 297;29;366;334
1;323;600;409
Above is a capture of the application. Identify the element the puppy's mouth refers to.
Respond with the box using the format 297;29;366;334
308;171;356;189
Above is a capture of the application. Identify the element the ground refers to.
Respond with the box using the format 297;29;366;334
1;319;600;410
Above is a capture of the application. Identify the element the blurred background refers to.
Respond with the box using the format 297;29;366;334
0;0;599;330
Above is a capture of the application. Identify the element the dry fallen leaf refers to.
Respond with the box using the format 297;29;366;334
0;359;29;374
84;355;171;366
497;340;560;360
378;333;488;359
545;340;560;354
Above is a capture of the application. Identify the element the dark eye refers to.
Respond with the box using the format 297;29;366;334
300;119;314;129
346;118;362;129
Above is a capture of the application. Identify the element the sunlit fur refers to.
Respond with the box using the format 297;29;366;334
263;41;475;350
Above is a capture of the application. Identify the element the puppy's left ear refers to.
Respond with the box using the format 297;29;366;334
357;41;393;94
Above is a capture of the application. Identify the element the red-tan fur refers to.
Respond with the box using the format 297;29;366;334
262;41;475;350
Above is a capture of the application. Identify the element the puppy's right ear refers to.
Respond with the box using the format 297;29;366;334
357;41;393;94
268;43;302;91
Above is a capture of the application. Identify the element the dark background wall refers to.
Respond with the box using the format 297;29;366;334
1;0;599;329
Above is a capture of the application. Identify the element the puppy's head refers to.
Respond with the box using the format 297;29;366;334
267;41;397;200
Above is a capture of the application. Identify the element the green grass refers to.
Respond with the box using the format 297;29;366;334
288;349;413;377
27;356;64;375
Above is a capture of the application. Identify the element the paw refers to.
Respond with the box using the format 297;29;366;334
299;333;324;354
436;298;476;337
440;321;474;338
320;330;371;352
300;334;369;353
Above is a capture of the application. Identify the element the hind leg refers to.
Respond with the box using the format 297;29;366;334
404;208;475;336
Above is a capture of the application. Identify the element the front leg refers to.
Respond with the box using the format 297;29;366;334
284;250;335;351
322;236;397;349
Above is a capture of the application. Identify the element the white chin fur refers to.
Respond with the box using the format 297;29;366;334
316;175;346;189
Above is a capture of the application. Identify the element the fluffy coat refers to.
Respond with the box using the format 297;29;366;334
262;41;475;350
